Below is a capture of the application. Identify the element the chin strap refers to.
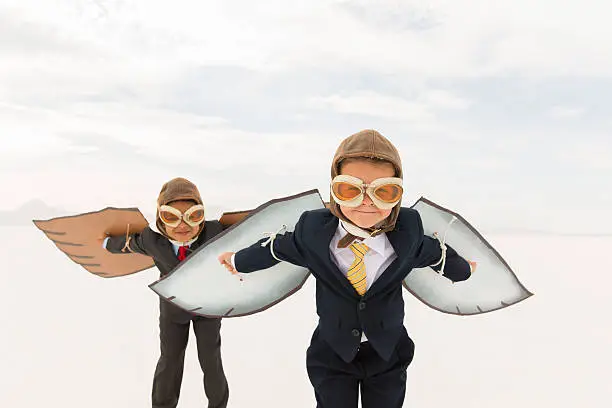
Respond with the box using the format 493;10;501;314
429;216;458;275
336;220;386;248
340;220;372;240
261;224;287;262
336;221;370;248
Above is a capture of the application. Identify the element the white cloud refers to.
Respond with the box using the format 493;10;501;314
310;91;434;121
452;156;513;171
420;89;472;110
3;0;612;79
309;88;470;125
548;106;586;119
556;141;612;170
0;103;73;156
0;99;334;175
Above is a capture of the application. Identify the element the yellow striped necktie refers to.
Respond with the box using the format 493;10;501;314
347;242;369;296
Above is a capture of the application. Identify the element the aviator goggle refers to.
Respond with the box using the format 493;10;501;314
330;175;403;210
158;204;205;228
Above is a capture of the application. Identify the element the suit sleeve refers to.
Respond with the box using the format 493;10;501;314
234;211;309;273
104;227;159;257
412;212;471;282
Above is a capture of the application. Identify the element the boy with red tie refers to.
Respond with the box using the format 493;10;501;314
218;130;475;408
104;177;229;408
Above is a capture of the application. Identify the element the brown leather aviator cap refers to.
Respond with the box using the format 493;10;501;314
156;177;205;238
329;129;403;236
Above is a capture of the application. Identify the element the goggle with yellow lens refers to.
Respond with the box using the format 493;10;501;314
158;204;205;228
330;175;403;209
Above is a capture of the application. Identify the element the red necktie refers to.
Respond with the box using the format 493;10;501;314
177;245;189;261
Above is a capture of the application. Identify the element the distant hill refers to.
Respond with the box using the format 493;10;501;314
0;199;67;226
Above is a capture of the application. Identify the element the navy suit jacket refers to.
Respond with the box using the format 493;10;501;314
235;208;471;362
106;221;225;276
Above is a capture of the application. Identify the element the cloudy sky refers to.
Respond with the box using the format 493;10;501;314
1;0;611;234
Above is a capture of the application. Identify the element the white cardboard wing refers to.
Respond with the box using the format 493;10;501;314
404;197;533;315
149;190;324;317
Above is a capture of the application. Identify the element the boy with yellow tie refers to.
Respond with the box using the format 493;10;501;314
219;130;475;407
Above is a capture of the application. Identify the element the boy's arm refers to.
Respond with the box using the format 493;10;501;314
413;236;471;282
103;227;157;257
232;212;310;273
411;213;471;282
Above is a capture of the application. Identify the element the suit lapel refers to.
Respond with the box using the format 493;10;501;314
364;221;411;298
311;213;361;298
153;236;178;270
165;239;179;260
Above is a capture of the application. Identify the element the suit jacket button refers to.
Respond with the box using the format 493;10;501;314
359;302;366;310
352;329;360;337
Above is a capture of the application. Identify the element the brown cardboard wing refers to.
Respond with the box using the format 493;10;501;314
219;210;251;227
33;207;155;278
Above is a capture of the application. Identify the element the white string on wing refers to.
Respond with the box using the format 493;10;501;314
429;216;458;275
261;224;288;262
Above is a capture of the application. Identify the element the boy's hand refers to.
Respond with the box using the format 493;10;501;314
96;234;109;249
218;252;242;281
467;260;477;274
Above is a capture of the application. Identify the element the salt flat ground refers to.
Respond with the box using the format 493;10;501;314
1;227;609;407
